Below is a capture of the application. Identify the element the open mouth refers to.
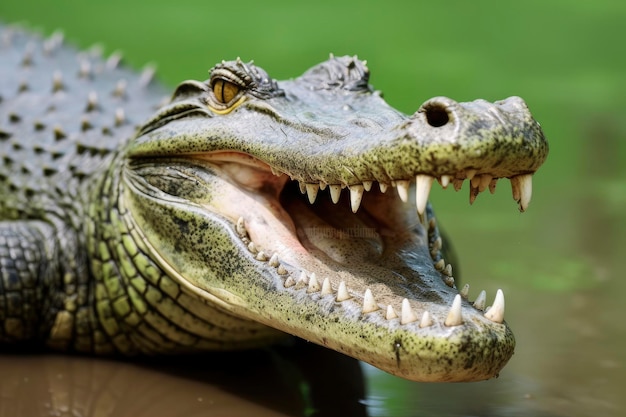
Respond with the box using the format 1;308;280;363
194;150;518;326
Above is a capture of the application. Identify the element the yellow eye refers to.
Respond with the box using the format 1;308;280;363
213;79;240;104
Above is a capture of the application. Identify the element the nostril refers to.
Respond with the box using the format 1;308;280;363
423;103;450;127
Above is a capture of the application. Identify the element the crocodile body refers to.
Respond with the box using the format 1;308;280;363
0;26;547;382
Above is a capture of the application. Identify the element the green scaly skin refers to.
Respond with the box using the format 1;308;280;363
0;25;547;382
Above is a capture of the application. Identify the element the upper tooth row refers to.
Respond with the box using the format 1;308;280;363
297;172;534;213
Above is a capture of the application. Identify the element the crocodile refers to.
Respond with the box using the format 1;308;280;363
0;25;547;382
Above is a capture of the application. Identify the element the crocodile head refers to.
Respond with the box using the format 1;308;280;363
121;56;547;382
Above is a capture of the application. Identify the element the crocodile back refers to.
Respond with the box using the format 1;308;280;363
0;24;168;221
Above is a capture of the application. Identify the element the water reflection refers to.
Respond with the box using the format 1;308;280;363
0;340;366;417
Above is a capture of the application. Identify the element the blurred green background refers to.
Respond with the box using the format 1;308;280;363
2;0;625;195
1;1;625;416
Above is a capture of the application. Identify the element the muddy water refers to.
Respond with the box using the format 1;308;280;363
1;175;624;417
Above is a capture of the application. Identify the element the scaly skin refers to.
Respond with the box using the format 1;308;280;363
0;26;547;382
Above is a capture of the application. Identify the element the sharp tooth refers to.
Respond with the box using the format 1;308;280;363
473;290;487;310
277;264;288;275
452;179;464;191
306;183;319;204
379;183;389;193
236;217;247;237
428;217;437;231
284;275;296;288
401;299;418;324
268;253;280;267
415;175;434;215
299;181;306;194
438;175;451;189
466;169;477;180
470;176;481;188
307;273;321;293
489;178;498;194
434;259;445;271
247;241;258;254
419;311;433;328
336;281;350;301
443;263;453;277
385;305;398;320
349;185;364;213
255;251;268;261
478;174;492;192
329;185;342;203
295;271;309;289
484;289;505;323
518;174;533;212
444;276;455;287
362;289;379;313
396;180;410;203
444;294;463;326
321;278;332;295
460;284;470;299
431;236;442;252
469;184;479;205
362;181;373;192
319;182;327;191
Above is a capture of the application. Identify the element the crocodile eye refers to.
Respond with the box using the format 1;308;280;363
213;79;240;104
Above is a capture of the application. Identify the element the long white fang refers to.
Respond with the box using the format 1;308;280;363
444;294;463;326
306;184;319;204
400;299;418;324
415;175;434;215
362;181;373;192
321;278;332;295
396;180;410;203
349;185;364;213
307;273;321;293
473;290;487;310
438;175;451;189
379;183;389;193
484;289;505;323
362;289;379;313
336;281;350;301
329;185;342;203
419;311;433;328
385;305;398;320
518;174;533;212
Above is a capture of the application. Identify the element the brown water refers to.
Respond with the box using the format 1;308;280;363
1;177;624;417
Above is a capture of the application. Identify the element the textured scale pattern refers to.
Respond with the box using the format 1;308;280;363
0;25;167;349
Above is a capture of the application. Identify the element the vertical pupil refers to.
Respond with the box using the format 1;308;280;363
218;80;226;103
